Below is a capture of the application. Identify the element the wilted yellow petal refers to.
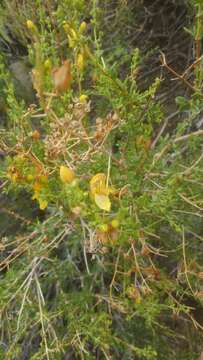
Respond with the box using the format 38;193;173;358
60;165;75;184
94;194;111;212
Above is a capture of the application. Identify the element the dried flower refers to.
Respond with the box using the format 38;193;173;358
52;60;72;94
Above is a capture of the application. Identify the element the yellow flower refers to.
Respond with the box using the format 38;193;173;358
7;166;20;183
99;224;109;233
32;191;39;201
63;23;77;48
63;22;71;33
27;174;34;182
44;59;52;71
26;20;37;33
79;94;88;102
39;175;48;184
38;199;48;210
70;28;77;40
127;285;141;304
32;191;48;210
26;20;35;29
79;21;87;33
76;53;84;72
111;219;119;229
90;173;112;212
33;181;42;192
8;173;18;182
60;165;75;184
68;35;76;48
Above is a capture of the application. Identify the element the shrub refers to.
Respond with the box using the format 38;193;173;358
0;1;203;359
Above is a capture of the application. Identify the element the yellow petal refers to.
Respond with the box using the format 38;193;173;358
90;173;106;196
94;194;111;212
60;165;75;184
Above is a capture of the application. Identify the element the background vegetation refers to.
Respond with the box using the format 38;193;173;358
0;1;203;359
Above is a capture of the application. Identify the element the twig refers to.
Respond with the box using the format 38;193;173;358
182;227;195;296
151;111;180;149
110;248;121;301
160;51;203;97
178;192;203;212
174;129;203;143
35;273;50;360
151;129;203;167
181;55;203;78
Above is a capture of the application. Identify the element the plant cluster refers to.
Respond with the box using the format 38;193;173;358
0;1;203;359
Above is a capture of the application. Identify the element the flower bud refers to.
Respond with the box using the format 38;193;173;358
44;59;52;71
111;219;119;229
79;21;87;33
79;94;88;102
60;165;75;184
63;22;71;33
76;53;84;72
99;224;109;233
31;129;40;140
68;35;76;49
26;20;37;33
70;28;77;40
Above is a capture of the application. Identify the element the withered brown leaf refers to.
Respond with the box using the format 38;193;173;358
52;60;72;94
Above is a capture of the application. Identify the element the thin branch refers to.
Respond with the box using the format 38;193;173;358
160;51;203;97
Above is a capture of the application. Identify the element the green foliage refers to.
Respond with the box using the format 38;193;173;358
0;1;203;359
